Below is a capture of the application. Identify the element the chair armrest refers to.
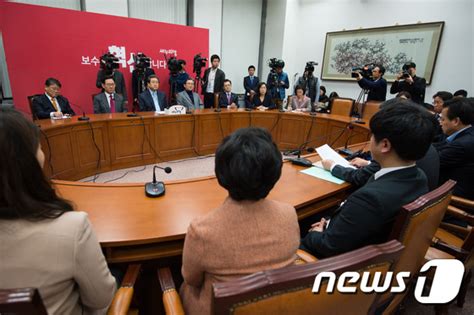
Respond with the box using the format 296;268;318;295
107;264;141;315
446;205;474;226
451;196;474;211
439;222;471;239
157;268;185;315
295;249;318;263
431;237;470;261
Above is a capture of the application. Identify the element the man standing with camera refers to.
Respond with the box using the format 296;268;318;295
355;64;387;101
390;62;426;105
296;62;320;105
201;54;225;108
267;59;289;109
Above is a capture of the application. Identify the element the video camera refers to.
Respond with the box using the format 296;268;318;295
268;58;285;70
164;54;186;75
134;53;151;70
305;61;318;73
99;53;120;73
351;63;375;79
193;53;207;77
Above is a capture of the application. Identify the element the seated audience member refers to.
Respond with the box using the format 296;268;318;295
432;91;453;116
180;127;300;315
396;91;411;100
318;86;329;103
176;78;202;110
250;82;275;110
96;67;127;103
287;85;312;112
435;97;474;199
453;89;468;98
32;78;75;119
243;65;259;107
93;77;127;113
301;102;434;258
0;109;116;314
218;79;239;108
138;75;168;111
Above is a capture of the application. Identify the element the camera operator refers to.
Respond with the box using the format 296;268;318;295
266;59;289;108
96;53;127;105
390;62;426;105
201;54;225;108
167;57;189;104
296;61;320;104
132;53;155;103
355;64;387;101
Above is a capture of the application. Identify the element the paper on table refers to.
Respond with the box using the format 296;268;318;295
316;144;356;169
300;167;345;184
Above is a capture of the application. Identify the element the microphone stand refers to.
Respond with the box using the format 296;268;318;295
145;165;172;198
70;102;90;121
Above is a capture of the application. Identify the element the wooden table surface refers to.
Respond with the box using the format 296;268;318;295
43;110;371;263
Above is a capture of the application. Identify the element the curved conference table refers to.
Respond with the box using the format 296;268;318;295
38;109;371;263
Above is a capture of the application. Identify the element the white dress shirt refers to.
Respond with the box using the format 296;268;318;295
206;68;217;93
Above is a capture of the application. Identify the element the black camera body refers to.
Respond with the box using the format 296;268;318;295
193;53;207;76
305;61;318;73
351;64;375;79
100;53;120;73
268;58;285;70
402;70;411;78
134;53;151;71
166;56;185;75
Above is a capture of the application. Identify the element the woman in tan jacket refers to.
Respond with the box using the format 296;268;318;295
0;108;116;314
180;127;301;315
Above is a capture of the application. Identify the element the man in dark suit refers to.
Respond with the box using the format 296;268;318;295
301;102;435;258
201;54;225;108
435;97;474;199
243;65;259;107
355;64;387;101
93;77;127;113
390;62;426;104
138;75;168;112
218;79;238;108
96;68;127;103
32;78;75;119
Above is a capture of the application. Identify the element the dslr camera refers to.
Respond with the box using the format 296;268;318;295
351;64;375;79
401;62;416;79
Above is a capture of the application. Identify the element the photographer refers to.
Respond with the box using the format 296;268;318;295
296;62;320;104
266;59;289;107
390;62;426;105
96;53;127;104
355;64;387;101
168;58;189;104
201;54;225;108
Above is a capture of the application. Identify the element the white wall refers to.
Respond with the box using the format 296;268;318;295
221;0;262;93
84;0;128;17
193;0;223;58
129;0;187;25
8;0;80;10
281;0;473;100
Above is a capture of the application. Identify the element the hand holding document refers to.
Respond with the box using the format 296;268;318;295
315;144;356;169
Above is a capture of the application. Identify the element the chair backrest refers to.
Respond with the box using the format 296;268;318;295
330;97;354;116
0;288;47;315
27;94;43;120
212;240;404;315
379;180;456;313
361;101;381;120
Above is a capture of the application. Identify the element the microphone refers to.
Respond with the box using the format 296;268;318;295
69;102;90;121
127;105;138;117
338;124;356;156
145;165;172;198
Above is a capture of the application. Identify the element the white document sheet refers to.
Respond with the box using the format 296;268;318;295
315;144;356;169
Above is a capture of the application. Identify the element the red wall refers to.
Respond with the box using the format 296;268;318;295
0;2;208;114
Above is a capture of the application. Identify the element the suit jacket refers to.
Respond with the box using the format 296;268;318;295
180;197;300;315
218;91;239;108
0;212;116;315
176;90;202;110
243;76;259;95
32;94;75;119
93;92;127;113
358;77;387;101
331;144;439;191
138;89;168;111
434;126;474;199
201;68;225;94
96;70;127;100
389;75;426;104
301;167;428;258
250;93;276;109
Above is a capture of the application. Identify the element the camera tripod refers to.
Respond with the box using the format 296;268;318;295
353;88;369;118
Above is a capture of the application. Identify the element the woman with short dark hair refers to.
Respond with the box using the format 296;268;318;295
250;82;276;110
180;127;300;315
0;109;116;315
288;85;312;111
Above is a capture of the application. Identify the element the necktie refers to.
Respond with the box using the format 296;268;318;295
109;94;116;113
227;93;231;104
51;97;59;112
250;76;254;84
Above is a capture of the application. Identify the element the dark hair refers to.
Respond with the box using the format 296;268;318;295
370;101;434;161
453;89;468;98
45;78;61;87
433;91;453;102
215;127;282;201
211;54;220;62
443;98;474;125
379;97;412;110
248;65;255;71
102;76;115;84
329;92;339;99
294;85;306;94
396;91;411;99
320;86;326;94
375;64;385;75
147;74;159;84
184;78;194;84
256;82;267;95
223;79;232;85
0;109;73;220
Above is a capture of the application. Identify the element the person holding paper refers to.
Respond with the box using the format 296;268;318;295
32;78;75;119
300;102;434;258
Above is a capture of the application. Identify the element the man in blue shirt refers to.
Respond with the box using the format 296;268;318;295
138;75;168;111
267;63;289;109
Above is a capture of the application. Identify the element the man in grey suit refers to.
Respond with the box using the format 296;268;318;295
93;77;127;113
176;78;202;110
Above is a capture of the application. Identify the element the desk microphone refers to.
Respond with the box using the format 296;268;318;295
127;107;138;117
145;165;172;198
70;102;90;121
338;124;356;156
214;107;222;112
